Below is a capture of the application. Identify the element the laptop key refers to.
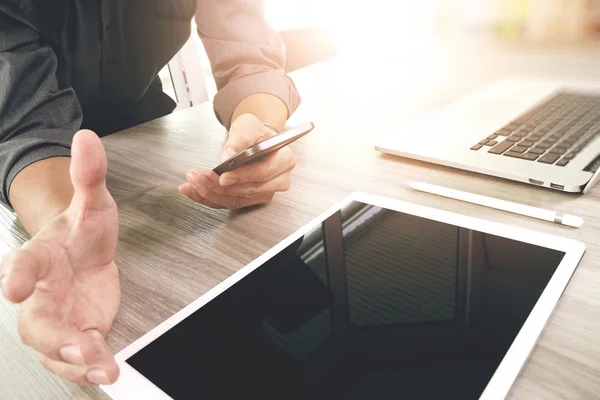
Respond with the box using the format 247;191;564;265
487;134;498;140
488;140;514;154
479;139;490;145
486;140;498;146
503;151;524;159
564;152;577;159
511;146;527;153
504;151;538;160
523;152;540;160
505;135;521;142
519;140;535;147
529;147;546;155
470;144;483;150
549;147;566;155
538;153;560;164
556;159;570;166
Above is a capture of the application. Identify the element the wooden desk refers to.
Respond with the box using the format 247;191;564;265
2;42;600;400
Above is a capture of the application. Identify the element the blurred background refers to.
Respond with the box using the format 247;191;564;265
265;0;600;52
160;0;600;107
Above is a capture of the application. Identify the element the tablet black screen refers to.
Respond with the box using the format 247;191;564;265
127;201;566;399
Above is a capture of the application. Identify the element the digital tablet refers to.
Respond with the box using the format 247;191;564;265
102;192;585;400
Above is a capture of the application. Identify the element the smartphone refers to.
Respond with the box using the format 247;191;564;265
213;122;315;175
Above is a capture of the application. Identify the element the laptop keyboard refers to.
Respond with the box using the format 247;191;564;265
471;91;600;166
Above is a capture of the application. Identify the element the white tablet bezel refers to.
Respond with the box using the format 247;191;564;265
102;192;585;400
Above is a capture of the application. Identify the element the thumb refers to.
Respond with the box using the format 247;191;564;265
220;145;238;163
69;130;111;209
220;115;273;162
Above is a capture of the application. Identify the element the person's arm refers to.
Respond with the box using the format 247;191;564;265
180;2;303;209
0;12;80;234
0;13;120;385
194;0;301;131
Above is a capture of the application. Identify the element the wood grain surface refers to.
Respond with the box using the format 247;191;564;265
2;41;600;399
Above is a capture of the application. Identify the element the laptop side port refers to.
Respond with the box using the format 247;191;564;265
550;183;565;190
528;178;544;186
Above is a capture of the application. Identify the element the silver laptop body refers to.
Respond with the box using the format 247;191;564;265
375;77;600;193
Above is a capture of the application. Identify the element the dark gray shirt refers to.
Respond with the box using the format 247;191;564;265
0;0;301;208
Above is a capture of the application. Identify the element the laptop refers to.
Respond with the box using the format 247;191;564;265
375;77;600;193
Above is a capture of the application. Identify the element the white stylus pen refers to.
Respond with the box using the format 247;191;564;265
408;181;584;228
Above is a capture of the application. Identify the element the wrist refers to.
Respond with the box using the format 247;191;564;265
231;93;288;132
10;157;73;236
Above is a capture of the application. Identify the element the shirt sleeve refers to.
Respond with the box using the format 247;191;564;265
195;0;301;129
0;12;82;208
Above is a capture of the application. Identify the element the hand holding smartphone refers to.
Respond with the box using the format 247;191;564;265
213;122;315;175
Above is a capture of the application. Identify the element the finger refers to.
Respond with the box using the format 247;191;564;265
188;169;291;198
0;244;51;304
219;147;296;186
224;193;275;209
219;172;292;198
182;171;224;208
221;115;273;162
186;171;239;208
178;183;223;209
70;130;113;210
191;179;275;209
186;169;281;208
19;310;118;383
186;169;220;188
38;331;119;385
39;354;91;386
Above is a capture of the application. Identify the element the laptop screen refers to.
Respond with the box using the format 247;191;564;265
126;201;566;399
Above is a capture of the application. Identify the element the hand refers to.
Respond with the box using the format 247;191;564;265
179;113;297;209
0;130;120;385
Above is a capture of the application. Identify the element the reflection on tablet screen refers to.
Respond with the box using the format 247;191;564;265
127;201;565;400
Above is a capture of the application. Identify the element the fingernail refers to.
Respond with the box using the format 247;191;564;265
60;345;85;365
220;176;238;186
88;329;104;340
87;369;110;385
186;172;196;184
220;147;237;162
198;176;213;189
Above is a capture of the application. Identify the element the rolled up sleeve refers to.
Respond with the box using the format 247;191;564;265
0;13;81;208
195;0;301;129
